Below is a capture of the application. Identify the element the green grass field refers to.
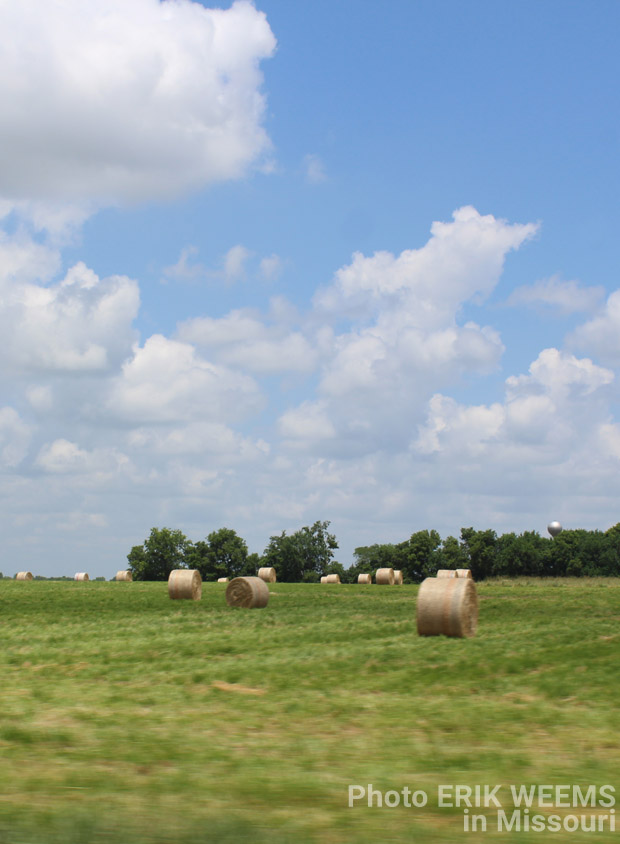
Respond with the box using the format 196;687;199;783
0;578;618;843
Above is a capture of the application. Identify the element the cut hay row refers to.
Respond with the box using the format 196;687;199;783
375;567;394;585
168;569;202;601
115;570;132;582
258;566;276;583
225;576;269;608
357;573;372;584
74;572;89;582
16;571;33;581
416;576;478;638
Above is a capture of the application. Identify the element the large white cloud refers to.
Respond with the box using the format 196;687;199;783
569;289;620;366
0;0;276;206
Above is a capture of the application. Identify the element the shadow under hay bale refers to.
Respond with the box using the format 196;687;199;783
393;570;403;585
258;566;276;583
416;576;478;638
16;572;33;581
357;573;372;584
375;568;394;585
168;569;202;600
74;572;90;582
115;570;132;582
225;576;269;608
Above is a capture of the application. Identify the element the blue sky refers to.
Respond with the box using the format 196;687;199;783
1;0;619;577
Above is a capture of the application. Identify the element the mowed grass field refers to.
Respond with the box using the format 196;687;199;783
0;578;618;843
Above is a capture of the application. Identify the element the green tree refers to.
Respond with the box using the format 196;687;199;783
188;528;249;581
398;529;442;581
460;527;497;580
262;520;338;582
128;527;192;581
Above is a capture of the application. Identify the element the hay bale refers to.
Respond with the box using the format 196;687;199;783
217;577;229;583
16;572;33;581
115;570;132;582
375;567;395;585
357;573;372;584
324;573;341;583
416;576;478;638
456;569;473;579
436;569;457;578
258;566;276;583
74;572;90;582
393;570;403;585
168;569;202;600
320;576;328;583
225;576;269;609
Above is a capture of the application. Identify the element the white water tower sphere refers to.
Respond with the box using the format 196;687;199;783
547;521;563;538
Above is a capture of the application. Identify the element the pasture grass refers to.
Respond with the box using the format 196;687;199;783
0;578;618;842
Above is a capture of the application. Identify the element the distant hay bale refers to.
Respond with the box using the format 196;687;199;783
225;576;269;609
74;572;89;582
115;570;132;582
324;573;341;583
436;569;457;578
168;569;202;601
393;570;403;585
16;572;33;581
416;576;478;638
258;567;276;583
357;573;372;584
217;577;229;583
320;576;328;583
456;569;473;579
375;567;395;585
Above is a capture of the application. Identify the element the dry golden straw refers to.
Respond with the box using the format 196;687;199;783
375;567;395;585
258;566;277;583
16;571;33;581
416;576;478;638
357;573;372;584
225;576;269;608
74;572;89;582
436;569;457;578
320;576;328;583
217;577;229;583
324;573;341;583
393;570;403;585
456;569;473;579
168;569;202;600
115;570;132;582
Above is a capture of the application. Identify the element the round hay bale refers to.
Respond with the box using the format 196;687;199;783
225;576;269;609
393;570;403;585
74;572;89;582
115;570;132;582
416;576;478;638
217;577;229;583
357;573;372;584
375;567;395;585
324;573;341;583
258;566;276;583
168;569;202;601
16;571;33;581
320;576;328;583
456;569;473;579
436;569;457;578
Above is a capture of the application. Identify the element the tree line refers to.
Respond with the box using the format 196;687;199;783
125;522;620;582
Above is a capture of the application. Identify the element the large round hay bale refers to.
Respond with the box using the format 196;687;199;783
16;571;33;581
456;569;473;579
324;573;341;583
393;570;403;585
74;572;89;582
217;577;229;583
357;573;372;584
168;569;202;601
225;576;269;608
436;569;457;578
375;567;394;585
320;576;328;583
258;566;276;583
115;570;132;582
416;576;478;638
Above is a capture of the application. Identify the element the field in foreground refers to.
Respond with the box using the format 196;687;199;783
0;578;618;843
